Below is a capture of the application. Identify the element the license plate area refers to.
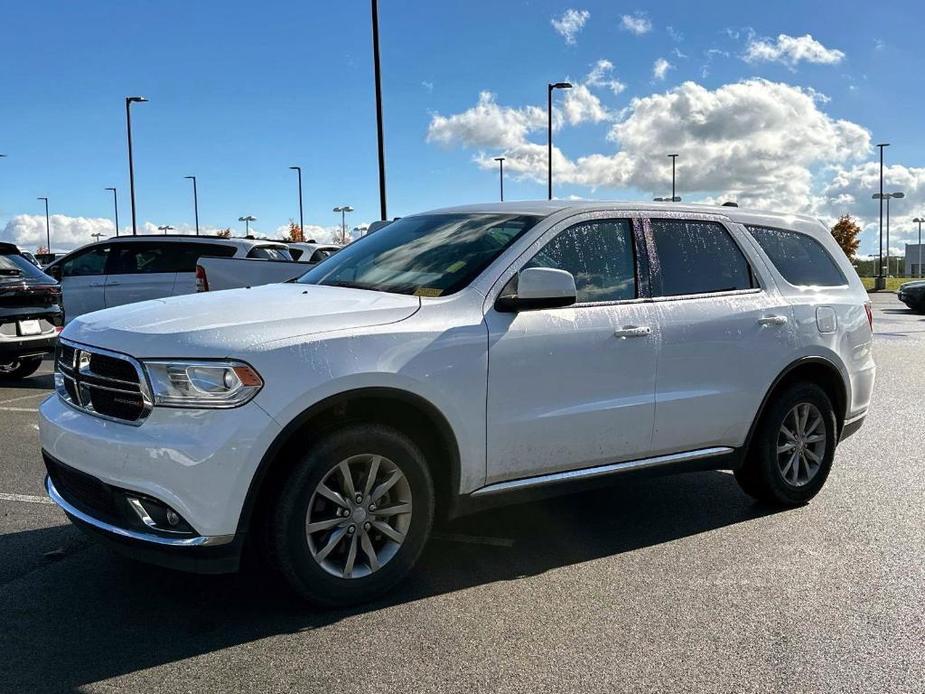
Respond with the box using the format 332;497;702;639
18;319;42;336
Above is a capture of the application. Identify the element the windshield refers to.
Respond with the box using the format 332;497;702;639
298;213;540;296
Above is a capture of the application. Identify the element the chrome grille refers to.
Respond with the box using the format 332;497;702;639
55;339;152;424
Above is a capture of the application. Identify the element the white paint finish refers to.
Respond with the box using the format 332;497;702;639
196;257;306;291
103;272;178;309
515;267;576;300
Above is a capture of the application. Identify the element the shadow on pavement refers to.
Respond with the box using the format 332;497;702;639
0;372;55;391
0;470;778;692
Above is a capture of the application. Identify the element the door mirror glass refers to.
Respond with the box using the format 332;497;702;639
495;267;577;312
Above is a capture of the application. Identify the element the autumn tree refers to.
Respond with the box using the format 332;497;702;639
831;214;861;259
285;220;304;243
215;228;232;238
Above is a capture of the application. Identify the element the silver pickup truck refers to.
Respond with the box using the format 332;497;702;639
196;242;340;292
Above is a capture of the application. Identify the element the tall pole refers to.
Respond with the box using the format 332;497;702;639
185;176;199;235
920;219;923;278
105;187;119;236
547;82;572;200
125;96;148;236
877;143;889;287
37;197;50;250
290;166;304;239
371;0;387;221
495;157;505;201
668;154;678;200
886;196;891;277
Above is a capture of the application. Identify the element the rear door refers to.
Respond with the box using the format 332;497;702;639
58;244;112;321
170;242;237;295
103;241;178;308
645;216;796;455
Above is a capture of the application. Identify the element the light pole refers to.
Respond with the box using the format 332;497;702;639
238;215;256;235
371;0;387;221
654;196;682;202
873;192;904;277
875;143;889;289
289;166;304;240
913;217;924;278
547;81;572;200
105;187;119;236
668;154;679;201
157;224;175;235
184;176;199;235
333;206;354;244
37;197;50;251
91;232;104;242
494;157;505;201
125;96;148;235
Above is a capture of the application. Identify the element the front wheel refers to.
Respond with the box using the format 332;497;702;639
736;382;838;506
0;356;44;381
269;423;434;606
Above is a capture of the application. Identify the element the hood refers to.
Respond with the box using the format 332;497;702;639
62;283;421;358
899;280;925;291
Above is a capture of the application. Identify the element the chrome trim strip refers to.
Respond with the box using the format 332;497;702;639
470;446;735;497
45;476;234;547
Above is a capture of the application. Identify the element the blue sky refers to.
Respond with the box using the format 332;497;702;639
1;0;923;254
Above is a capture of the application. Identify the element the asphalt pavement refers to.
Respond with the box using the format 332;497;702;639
0;292;922;693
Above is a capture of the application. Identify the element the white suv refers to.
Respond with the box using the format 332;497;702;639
44;235;292;321
40;202;875;605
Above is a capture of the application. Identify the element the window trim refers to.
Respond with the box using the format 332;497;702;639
744;223;849;289
643;215;763;300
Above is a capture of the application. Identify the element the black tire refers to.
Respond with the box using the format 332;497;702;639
0;356;44;381
269;423;434;606
736;382;838;506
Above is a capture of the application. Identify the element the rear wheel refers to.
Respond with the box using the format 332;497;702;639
736;382;837;506
0;356;43;381
269;423;434;606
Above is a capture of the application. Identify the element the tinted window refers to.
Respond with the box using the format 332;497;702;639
109;242;237;274
165;242;236;272
299;214;540;296
747;226;847;287
61;245;111;277
310;248;336;263
247;246;293;260
650;219;754;297
526;219;636;303
0;252;53;281
288;248;304;261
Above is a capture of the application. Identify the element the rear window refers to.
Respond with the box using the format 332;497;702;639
650;219;755;297
746;226;847;287
247;246;293;261
0;252;53;282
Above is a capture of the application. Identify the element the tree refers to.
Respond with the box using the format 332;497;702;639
215;228;232;238
831;214;861;259
285;220;304;243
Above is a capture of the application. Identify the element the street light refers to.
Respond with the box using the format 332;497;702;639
547;81;572;200
238;215;256;235
371;0;387;221
872;191;904;277
157;224;175;235
913;217;924;278
494;157;505;202
668;154;679;201
289;166;304;240
91;232;104;242
184;176;199;235
104;187;119;236
36;197;50;251
875;143;889;289
125;96;148;235
333;206;354;244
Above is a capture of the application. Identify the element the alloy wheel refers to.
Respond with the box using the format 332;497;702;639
776;403;826;487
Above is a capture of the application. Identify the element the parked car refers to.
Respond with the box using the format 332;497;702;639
195;242;339;292
43;235;292;322
40;202;875;605
0;243;62;379
897;279;925;312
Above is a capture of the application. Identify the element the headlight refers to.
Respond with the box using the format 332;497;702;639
143;360;263;408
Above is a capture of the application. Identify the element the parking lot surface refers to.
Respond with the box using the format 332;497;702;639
0;292;922;693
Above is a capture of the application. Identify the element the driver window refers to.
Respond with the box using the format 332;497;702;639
525;219;636;303
61;245;111;277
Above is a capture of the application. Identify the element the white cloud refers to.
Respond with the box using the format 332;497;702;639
744;33;845;68
274;223;356;244
666;25;683;42
432;79;871;213
561;84;610;125
620;12;652;35
426;91;548;150
551;9;590;45
652;58;673;81
1;215;116;252
586;59;626;95
421;81;434;92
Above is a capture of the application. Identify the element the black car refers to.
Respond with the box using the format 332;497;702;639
0;242;63;379
897;280;925;313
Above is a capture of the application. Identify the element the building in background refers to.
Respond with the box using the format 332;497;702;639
905;244;925;278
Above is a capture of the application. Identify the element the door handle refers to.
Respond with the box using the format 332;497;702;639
614;325;651;338
88;282;106;287
757;315;788;327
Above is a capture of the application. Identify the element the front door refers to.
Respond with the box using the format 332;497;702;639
104;242;178;309
485;217;658;483
58;244;112;322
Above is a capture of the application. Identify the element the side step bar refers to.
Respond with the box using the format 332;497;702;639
470;447;735;497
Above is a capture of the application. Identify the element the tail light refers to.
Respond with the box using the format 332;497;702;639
864;302;873;331
195;265;209;292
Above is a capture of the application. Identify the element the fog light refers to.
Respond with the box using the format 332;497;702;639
166;509;180;527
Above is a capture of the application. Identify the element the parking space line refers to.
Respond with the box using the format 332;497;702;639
0;492;54;505
0;407;39;413
0;392;47;405
431;532;514;547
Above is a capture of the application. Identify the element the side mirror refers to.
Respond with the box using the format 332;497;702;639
495;267;577;312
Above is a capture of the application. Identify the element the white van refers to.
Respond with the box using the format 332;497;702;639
44;235;291;321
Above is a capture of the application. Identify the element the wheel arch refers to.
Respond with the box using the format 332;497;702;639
744;356;849;455
237;387;462;538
